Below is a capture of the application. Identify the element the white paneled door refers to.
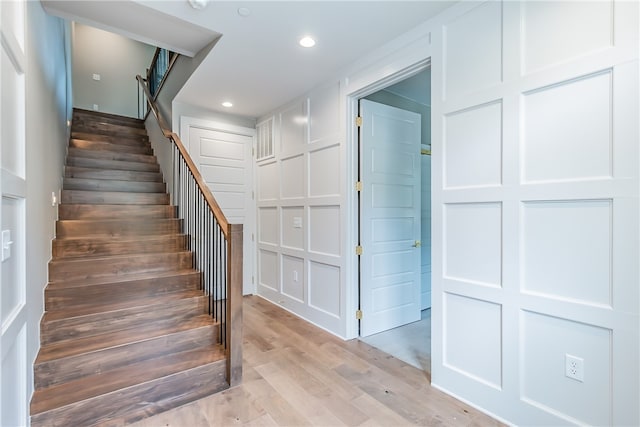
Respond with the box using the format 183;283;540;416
359;99;421;337
1;0;28;425
187;122;255;295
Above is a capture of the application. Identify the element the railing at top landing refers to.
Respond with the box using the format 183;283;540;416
136;74;243;387
137;47;178;119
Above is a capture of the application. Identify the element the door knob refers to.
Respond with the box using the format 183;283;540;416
413;240;421;248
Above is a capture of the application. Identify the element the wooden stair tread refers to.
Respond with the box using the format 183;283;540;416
63;177;166;193
43;287;204;319
36;314;217;363
68;147;156;164
66;156;160;172
73;108;144;125
55;218;182;238
46;268;199;290
65;166;163;182
61;189;170;205
52;234;188;258
70;139;152;154
58;204;175;220
30;346;226;415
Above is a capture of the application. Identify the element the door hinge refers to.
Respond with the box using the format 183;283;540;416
355;116;363;127
355;245;363;256
356;309;363;320
355;181;362;192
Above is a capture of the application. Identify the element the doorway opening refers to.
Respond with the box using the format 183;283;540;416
355;66;432;372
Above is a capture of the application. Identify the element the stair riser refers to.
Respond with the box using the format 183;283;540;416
34;325;217;389
30;360;227;427
65;156;160;173
41;297;208;345
68;147;156;164
45;272;201;311
61;190;169;205
58;204;176;220
49;252;193;283
63;178;166;193
53;235;188;258
73;122;148;135
45;274;201;311
65;167;163;183
56;219;182;238
73;110;145;128
70;139;152;155
72;131;148;144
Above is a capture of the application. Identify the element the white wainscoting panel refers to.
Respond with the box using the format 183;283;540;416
308;261;340;318
258;250;279;292
280;154;305;199
522;200;612;306
444;202;502;287
444;101;502;189
282;255;305;303
258;207;278;246
280;101;307;153
521;310;612;426
521;1;613;74
444;292;502;388
309;205;340;257
309;82;340;144
522;71;612;184
257;161;278;201
309;144;340;197
443;1;502;100
281;206;304;250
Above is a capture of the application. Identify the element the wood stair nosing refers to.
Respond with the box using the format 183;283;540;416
68;147;156;164
61;189;170;205
73;109;144;125
65;156;160;173
63;177;166;194
30;356;227;427
55;218;182;238
58;204;176;220
52;234;188;259
64;166;164;183
69;139;152;155
48;252;193;283
34;320;218;388
72;121;149;135
40;294;208;346
44;280;203;315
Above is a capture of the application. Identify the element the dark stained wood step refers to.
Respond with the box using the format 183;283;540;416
48;251;193;283
41;293;208;345
64;166;163;183
68;147;156;164
61;189;169;205
58;204;175;220
73;108;144;128
70;139;152;155
52;234;188;258
73;121;149;135
34;318;218;388
63;177;166;193
66;156;160;173
30;354;227;427
45;277;202;313
72;131;148;145
56;218;182;238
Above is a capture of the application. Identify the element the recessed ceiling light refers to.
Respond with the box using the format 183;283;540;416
187;0;209;10
299;36;316;48
222;101;233;108
237;7;251;17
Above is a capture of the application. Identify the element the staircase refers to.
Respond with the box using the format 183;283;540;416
30;109;229;426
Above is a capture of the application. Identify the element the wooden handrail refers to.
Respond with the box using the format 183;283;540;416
136;75;230;238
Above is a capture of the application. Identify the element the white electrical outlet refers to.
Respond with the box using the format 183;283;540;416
93;104;99;111
565;354;584;382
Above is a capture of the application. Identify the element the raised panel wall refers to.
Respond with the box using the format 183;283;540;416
432;1;638;425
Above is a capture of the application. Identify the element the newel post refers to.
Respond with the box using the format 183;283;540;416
226;223;243;387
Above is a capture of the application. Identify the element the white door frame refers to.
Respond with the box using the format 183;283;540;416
344;58;431;339
179;116;257;295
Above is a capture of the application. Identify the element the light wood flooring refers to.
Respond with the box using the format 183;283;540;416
129;296;500;427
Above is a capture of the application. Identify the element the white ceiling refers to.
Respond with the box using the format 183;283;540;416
43;1;455;119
